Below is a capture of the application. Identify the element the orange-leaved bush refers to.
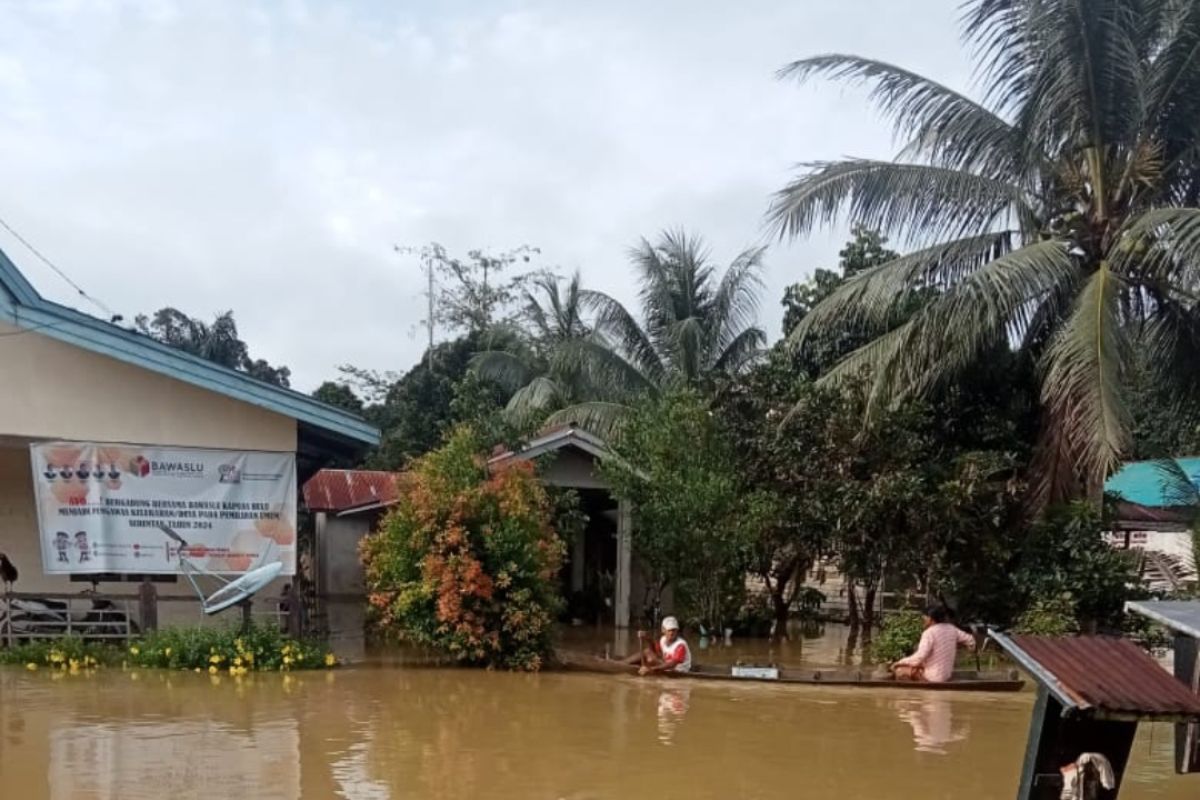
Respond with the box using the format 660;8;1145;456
360;427;565;670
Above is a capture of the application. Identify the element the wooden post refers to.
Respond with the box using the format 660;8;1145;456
138;579;158;633
240;599;252;633
1175;634;1200;773
287;585;304;638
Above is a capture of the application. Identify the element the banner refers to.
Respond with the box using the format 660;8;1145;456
30;442;296;576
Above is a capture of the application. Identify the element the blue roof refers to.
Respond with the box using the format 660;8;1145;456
0;245;379;447
1106;458;1200;508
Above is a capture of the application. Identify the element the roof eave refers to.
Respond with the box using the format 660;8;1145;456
0;249;379;447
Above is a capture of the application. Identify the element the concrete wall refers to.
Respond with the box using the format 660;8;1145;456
0;322;296;451
0;326;298;624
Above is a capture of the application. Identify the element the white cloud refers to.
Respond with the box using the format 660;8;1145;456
0;0;970;390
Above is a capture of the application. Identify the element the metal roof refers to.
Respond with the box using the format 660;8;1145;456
1106;458;1200;508
487;425;613;467
991;632;1200;720
302;469;404;512
1126;600;1200;640
0;246;378;447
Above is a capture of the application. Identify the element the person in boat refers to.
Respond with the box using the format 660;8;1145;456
890;605;976;683
626;616;692;675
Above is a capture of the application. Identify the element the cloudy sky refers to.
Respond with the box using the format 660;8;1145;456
0;0;972;391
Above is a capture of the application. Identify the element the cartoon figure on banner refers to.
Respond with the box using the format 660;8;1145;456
75;531;90;563
55;532;70;563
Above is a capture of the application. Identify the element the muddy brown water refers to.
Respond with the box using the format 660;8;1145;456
0;627;1194;799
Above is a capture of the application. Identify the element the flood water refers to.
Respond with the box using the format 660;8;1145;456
0;627;1194;799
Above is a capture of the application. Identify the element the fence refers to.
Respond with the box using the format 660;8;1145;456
0;586;305;647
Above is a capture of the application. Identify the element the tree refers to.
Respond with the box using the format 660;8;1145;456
135;307;291;387
477;229;767;438
781;225;898;336
600;390;755;631
312;382;364;414
402;243;541;338
360;427;565;670
770;0;1200;504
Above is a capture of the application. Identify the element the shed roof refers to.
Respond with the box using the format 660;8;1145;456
487;425;613;467
302;469;403;513
991;632;1200;721
1126;600;1200;640
0;246;378;448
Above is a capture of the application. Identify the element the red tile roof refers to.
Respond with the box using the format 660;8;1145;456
1004;634;1200;719
302;469;404;513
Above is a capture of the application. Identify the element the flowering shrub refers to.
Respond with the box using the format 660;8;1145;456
361;426;565;670
2;624;335;674
0;637;113;671
128;623;334;672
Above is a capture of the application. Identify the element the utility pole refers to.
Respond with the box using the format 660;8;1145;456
395;244;437;370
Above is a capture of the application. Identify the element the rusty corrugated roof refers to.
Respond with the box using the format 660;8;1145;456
302;469;404;512
1000;634;1200;719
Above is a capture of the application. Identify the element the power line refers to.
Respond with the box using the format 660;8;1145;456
0;213;117;319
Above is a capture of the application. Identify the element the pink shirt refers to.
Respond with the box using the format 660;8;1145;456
894;623;975;682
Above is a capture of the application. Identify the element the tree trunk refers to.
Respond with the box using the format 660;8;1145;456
771;590;791;640
863;585;878;632
846;582;861;628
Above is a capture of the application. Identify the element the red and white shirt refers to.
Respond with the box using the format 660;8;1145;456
657;635;692;672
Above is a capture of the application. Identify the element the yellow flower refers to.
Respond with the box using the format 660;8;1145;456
324;653;337;667
129;646;140;656
235;638;244;650
25;662;37;671
164;648;172;657
296;653;304;662
68;659;80;671
244;652;254;663
233;656;243;667
208;666;218;675
209;654;222;665
49;652;64;664
194;667;202;673
283;656;293;666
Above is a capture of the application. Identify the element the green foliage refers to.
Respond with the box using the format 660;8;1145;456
312;381;364;414
361;427;565;670
871;611;926;664
1014;502;1138;632
1;625;334;673
0;637;115;669
781;225;897;338
1013;594;1078;637
128;623;333;672
135;307;291;387
601;390;754;630
769;4;1200;504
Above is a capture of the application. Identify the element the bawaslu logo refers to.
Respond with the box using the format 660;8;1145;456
128;455;205;478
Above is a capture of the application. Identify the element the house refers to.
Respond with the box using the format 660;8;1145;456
0;245;379;625
303;425;652;631
1105;458;1199;591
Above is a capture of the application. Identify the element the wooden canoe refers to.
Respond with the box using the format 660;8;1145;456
555;650;1025;692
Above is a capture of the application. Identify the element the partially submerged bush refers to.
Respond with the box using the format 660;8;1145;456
129;622;334;673
870;610;926;664
1013;594;1078;637
3;624;335;674
361;426;565;671
0;637;115;670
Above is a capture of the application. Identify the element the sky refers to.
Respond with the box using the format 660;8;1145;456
0;0;973;392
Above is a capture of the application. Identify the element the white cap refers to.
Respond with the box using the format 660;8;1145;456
661;616;680;631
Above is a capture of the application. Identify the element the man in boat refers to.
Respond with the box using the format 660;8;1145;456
626;616;692;675
890;605;976;683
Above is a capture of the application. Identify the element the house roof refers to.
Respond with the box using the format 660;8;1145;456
303;469;404;513
0;245;378;448
1106;458;1200;509
1126;600;1200;640
487;424;615;468
990;631;1200;721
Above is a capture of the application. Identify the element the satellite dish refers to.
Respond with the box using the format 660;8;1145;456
158;525;284;615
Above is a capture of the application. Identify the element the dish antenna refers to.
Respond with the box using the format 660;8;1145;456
158;525;283;615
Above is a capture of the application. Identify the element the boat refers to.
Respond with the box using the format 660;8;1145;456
555;650;1025;692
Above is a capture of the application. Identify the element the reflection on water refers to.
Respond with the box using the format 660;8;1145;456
0;628;1195;799
892;696;969;755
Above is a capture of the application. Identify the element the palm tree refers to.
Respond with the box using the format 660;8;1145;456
770;0;1200;504
474;230;767;437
